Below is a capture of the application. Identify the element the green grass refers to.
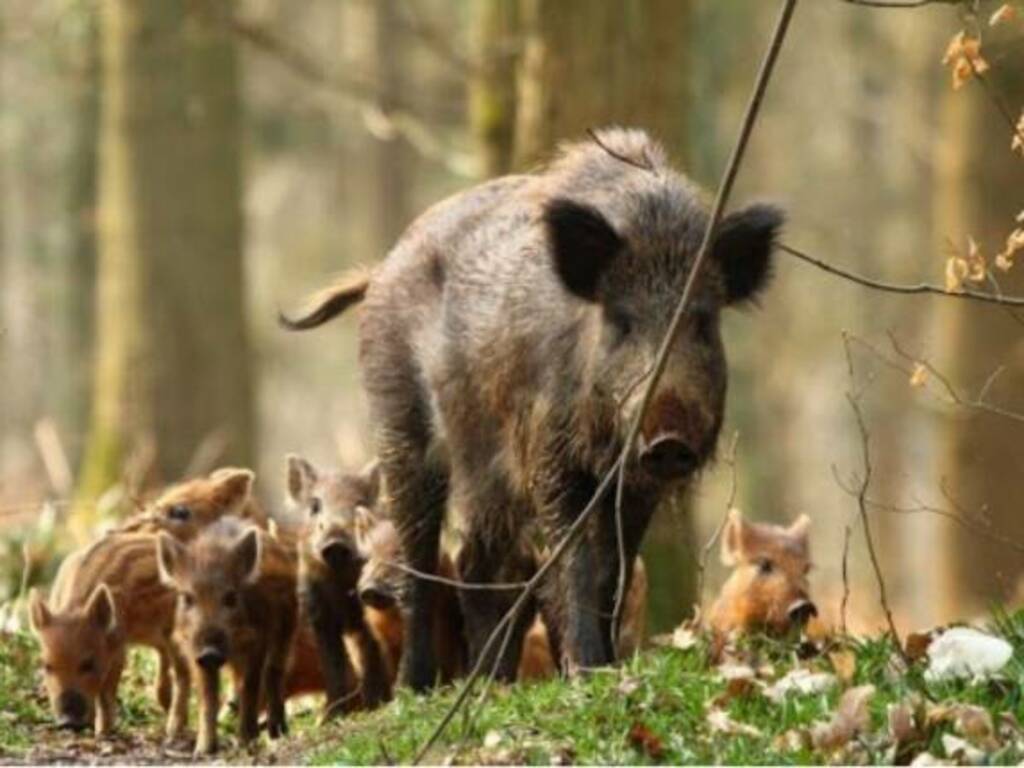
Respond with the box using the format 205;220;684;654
5;614;1024;764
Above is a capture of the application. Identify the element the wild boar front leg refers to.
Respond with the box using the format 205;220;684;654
194;665;221;756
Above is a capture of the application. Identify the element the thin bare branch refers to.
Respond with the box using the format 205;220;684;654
695;432;740;614
781;244;1024;307
840;524;852;636
845;395;906;661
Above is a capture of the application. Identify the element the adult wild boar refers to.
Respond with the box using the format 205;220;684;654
282;128;782;689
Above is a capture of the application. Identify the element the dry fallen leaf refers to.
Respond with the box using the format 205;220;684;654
990;3;1018;26
671;624;699;651
910;751;952;766
765;668;836;702
889;700;919;745
926;703;998;752
905;630;935;662
714;675;762;706
909;363;929;388
707;708;763;738
830;649;857;684
942;31;990;90
811;684;875;752
941;734;986;765
628;722;665;760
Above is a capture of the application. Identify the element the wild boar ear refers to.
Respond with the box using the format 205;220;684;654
544;198;624;302
28;588;51;634
87;584;118;635
156;533;185;588
285;455;317;504
211;468;255;511
359;459;381;507
720;508;745;566
233;529;262;585
713;203;783;305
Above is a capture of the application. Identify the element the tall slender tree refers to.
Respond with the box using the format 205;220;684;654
76;0;253;532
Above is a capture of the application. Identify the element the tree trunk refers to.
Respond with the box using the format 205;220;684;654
512;0;694;632
934;33;1024;617
76;0;253;531
469;0;519;178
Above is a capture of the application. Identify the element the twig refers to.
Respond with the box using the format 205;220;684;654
840;524;852;636
695;432;740;613
387;560;528;591
587;128;655;172
845;395;907;661
841;0;961;7
222;12;475;178
414;2;799;760
780;243;1024;307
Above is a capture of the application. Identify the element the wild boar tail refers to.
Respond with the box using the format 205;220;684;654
278;267;371;331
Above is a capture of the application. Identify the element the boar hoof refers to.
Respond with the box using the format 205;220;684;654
267;717;288;739
194;735;218;756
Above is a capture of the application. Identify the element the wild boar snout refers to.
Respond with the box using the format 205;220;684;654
56;690;89;730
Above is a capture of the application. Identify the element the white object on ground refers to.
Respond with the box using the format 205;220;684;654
924;627;1013;682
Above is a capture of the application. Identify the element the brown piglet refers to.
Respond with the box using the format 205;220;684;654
355;515;468;685
708;509;817;635
286;455;391;718
157;518;297;755
29;534;188;739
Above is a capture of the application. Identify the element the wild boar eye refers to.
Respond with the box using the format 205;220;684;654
757;559;774;576
79;657;97;675
310;498;322;516
606;308;633;339
181;592;196;608
167;504;191;521
223;590;239;609
43;662;54;674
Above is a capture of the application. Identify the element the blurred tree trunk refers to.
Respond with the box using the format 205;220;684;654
512;0;694;631
370;0;410;254
513;0;689;169
76;0;253;531
55;9;100;469
934;35;1024;615
468;0;519;178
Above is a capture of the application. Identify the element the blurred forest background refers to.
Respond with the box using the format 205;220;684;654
1;0;1022;637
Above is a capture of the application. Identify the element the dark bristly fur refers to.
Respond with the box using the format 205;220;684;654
284;127;782;689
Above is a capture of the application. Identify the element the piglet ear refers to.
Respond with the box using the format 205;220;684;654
156;533;185;589
713;203;783;305
285;455;317;505
28;588;51;634
544;198;624;302
720;508;745;566
87;584;118;635
210;468;255;512
233;528;262;585
788;514;811;540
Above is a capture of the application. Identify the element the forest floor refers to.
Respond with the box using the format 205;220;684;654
4;613;1024;765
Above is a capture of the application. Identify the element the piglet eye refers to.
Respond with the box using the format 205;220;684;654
310;498;322;516
223;591;238;609
79;657;97;675
43;662;54;674
181;592;196;608
757;559;774;575
167;504;190;521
